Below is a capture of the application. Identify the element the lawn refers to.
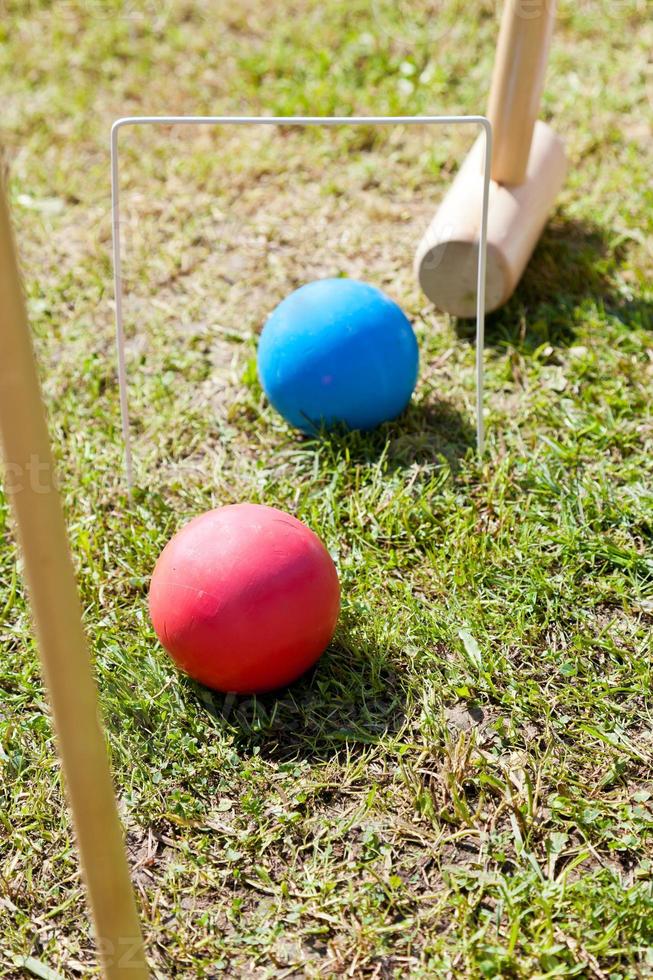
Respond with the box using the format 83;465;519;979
1;0;652;977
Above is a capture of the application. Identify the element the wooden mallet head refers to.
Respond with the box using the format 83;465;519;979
415;0;567;317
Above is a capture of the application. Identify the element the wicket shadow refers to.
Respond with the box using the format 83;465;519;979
185;631;408;763
454;215;652;349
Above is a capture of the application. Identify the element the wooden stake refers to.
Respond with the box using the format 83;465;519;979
0;177;149;976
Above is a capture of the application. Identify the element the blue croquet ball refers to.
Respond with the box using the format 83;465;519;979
257;278;419;433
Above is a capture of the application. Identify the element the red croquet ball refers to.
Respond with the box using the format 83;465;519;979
148;503;340;694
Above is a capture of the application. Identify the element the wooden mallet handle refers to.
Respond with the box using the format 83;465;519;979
487;0;558;185
0;178;148;976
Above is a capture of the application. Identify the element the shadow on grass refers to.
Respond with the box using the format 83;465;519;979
302;396;475;475
386;397;476;470
184;633;407;763
454;215;653;350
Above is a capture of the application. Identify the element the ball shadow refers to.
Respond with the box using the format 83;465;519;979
384;396;476;471
301;395;476;476
183;630;408;764
454;215;653;350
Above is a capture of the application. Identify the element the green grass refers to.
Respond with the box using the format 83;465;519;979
1;0;652;977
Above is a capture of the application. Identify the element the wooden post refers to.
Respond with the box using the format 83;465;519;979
0;176;149;977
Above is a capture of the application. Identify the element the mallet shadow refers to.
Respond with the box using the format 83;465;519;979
454;215;653;349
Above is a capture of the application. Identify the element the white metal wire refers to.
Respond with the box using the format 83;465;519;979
111;115;492;488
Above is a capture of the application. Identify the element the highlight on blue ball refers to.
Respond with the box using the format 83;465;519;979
257;278;419;434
